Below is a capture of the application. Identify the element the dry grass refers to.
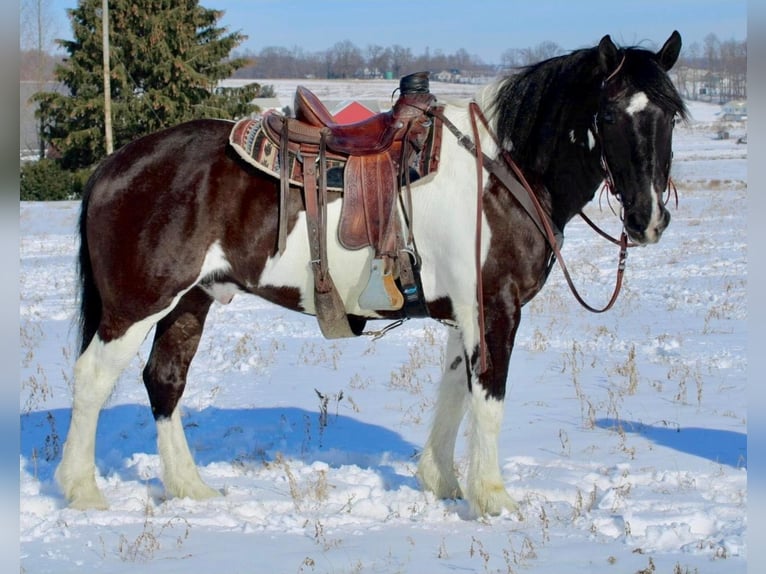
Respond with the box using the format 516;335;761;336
116;491;191;563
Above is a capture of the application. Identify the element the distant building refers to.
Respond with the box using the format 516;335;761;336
434;70;461;83
721;100;747;121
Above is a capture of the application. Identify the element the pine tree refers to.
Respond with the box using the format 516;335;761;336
33;0;261;170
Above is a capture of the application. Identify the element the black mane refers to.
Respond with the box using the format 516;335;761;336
490;42;687;176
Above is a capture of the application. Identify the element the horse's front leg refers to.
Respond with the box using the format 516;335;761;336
465;289;521;517
417;328;469;500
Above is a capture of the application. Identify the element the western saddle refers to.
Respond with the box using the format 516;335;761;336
230;72;441;339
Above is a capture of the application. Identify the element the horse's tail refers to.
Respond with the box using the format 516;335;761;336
77;176;101;355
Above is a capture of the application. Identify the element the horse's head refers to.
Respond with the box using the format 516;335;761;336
595;31;686;245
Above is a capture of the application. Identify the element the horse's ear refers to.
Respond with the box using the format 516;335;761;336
657;30;682;71
598;34;620;76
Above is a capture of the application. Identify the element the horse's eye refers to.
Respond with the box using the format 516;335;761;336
601;111;615;124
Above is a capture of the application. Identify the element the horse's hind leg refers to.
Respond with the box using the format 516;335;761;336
142;287;218;501
57;319;157;509
417;328;469;500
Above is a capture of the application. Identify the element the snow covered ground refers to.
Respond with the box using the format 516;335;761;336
19;89;747;573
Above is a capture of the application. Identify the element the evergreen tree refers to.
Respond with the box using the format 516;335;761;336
33;0;260;170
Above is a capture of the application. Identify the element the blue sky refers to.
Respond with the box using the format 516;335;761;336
49;0;747;63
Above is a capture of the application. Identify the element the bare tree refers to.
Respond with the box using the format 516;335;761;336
390;45;413;78
500;48;525;71
720;38;746;98
703;32;722;98
500;41;563;72
327;40;364;79
20;0;57;56
520;41;563;65
20;0;58;157
366;44;390;77
684;42;702;99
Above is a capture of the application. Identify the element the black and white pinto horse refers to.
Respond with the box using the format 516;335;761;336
57;32;686;516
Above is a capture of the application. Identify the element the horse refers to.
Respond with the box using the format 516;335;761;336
56;31;686;517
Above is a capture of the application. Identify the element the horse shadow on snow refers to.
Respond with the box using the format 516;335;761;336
20;404;420;498
596;418;747;469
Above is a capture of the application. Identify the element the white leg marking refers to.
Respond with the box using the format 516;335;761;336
58;241;230;509
157;406;220;500
466;390;517;516
57;323;155;509
417;329;469;499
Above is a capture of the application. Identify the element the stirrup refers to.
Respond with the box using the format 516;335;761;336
359;258;404;311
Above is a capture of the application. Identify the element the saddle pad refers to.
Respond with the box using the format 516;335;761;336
229;118;345;190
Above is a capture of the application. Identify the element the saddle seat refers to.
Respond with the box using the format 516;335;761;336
263;83;435;157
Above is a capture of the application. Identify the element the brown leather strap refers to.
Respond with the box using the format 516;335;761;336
399;121;416;247
492;125;628;314
278;117;289;254
468;103;488;374
302;152;327;291
302;140;357;338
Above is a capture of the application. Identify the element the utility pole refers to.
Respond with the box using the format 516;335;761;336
102;0;113;154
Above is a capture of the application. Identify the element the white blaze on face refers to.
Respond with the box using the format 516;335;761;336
625;91;665;243
643;181;664;243
626;91;649;116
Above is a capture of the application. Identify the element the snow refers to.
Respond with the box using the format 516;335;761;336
19;87;746;573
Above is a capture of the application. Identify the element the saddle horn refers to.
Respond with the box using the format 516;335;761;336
399;71;431;95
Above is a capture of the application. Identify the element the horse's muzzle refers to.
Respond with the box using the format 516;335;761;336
625;206;671;245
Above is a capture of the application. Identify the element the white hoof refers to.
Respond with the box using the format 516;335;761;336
416;449;463;500
69;488;109;511
164;476;220;501
467;481;517;517
56;468;108;510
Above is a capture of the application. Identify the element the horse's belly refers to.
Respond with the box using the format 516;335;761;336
256;201;377;317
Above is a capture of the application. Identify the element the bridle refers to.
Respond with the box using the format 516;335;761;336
587;57;680;246
585;113;679;247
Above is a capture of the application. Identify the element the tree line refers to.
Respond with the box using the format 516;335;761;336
230;34;747;100
231;42;492;80
672;34;747;101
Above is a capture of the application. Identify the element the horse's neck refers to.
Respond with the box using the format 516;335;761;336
477;79;604;232
541;114;606;231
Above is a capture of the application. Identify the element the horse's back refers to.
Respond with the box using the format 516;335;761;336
88;119;235;200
